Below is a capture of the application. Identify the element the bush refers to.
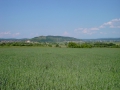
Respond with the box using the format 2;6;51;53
56;44;59;47
68;42;78;48
48;44;52;47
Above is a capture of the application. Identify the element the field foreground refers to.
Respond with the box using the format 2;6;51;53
0;47;120;90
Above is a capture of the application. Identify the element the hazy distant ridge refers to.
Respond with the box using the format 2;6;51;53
0;36;120;42
31;36;81;42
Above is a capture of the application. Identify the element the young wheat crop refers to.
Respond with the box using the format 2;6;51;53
0;47;120;90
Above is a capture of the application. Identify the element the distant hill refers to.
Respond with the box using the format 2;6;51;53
0;38;29;42
82;38;120;42
30;36;81;42
97;38;120;40
0;36;120;43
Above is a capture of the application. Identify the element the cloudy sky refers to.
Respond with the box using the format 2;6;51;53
0;0;120;39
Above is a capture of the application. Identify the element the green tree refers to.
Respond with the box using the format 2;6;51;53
56;44;59;47
68;42;78;48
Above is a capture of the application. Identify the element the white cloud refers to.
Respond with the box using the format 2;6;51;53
62;31;70;36
74;27;98;35
0;31;20;38
0;32;11;37
90;28;99;30
74;18;120;35
0;32;11;35
29;33;39;38
12;33;20;37
100;32;107;35
75;28;83;31
99;18;120;28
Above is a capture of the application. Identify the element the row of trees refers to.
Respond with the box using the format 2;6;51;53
68;42;92;48
93;42;118;47
67;42;120;48
0;42;61;47
0;42;47;47
0;42;120;48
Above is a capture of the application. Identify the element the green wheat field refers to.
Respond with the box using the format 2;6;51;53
0;47;120;90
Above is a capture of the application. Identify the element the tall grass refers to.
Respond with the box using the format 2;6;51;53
0;47;120;90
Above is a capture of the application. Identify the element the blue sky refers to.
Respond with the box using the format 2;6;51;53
0;0;120;39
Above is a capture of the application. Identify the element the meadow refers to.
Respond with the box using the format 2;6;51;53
0;47;120;90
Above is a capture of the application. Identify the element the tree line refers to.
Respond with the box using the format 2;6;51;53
0;42;120;48
67;42;120;48
0;42;45;47
0;42;60;47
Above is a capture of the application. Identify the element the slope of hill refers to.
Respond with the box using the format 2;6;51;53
30;36;81;42
82;38;120;42
0;38;29;42
1;36;120;43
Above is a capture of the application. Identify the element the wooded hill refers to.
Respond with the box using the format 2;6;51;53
0;36;120;43
31;36;81;42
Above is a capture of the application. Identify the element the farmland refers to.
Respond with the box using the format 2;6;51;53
0;47;120;90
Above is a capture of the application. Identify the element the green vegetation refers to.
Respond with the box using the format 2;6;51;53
1;36;120;48
0;47;120;90
0;42;51;47
31;36;81;42
1;41;120;48
67;42;120;48
93;42;119;48
68;42;92;48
